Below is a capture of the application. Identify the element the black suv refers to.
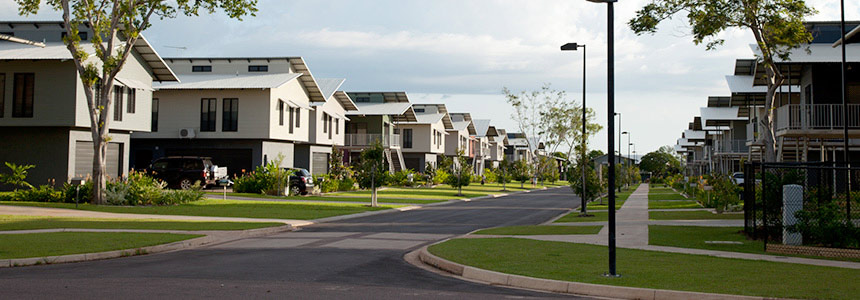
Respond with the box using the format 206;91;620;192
149;156;218;189
284;168;314;195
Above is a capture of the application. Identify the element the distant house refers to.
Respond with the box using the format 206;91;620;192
446;113;477;163
472;119;502;172
504;132;534;162
0;21;178;188
394;104;453;173
490;129;509;167
295;78;358;175
130;57;327;176
344;92;418;173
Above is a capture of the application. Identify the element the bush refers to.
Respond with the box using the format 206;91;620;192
391;170;416;187
337;177;356;191
232;157;294;195
63;180;94;204
159;184;205;205
13;185;64;202
483;168;497;184
433;170;449;185
789;201;860;249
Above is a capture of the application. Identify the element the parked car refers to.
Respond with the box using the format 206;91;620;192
284;168;314;195
731;172;744;186
149;156;227;189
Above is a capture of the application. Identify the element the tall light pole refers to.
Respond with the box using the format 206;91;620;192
561;42;588;214
587;0;618;277
622;131;629;189
839;0;852;219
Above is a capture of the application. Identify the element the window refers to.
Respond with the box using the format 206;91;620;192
126;88;136;113
222;98;238;132
151;98;159;132
200;98;217;131
248;65;268;72
335;118;339;134
328;115;333;139
403;129;413;148
295;107;301;128
113;86;123;121
322;113;328;133
0;74;4;117
12;73;34;118
192;66;212;72
355;96;370;103
278;100;285;126
289;107;294;134
0;32;13;36
414;108;425;113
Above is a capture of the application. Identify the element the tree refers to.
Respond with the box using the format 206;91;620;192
629;0;815;162
511;159;532;189
328;146;350;180
15;0;257;204
570;159;602;215
496;159;512;191
503;84;567;184
0;162;36;191
445;150;472;196
355;141;389;207
639;146;682;179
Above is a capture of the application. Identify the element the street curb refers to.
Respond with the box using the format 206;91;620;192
415;244;772;300
0;225;295;268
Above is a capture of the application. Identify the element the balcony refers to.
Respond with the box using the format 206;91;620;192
775;104;860;137
344;133;400;148
715;139;749;154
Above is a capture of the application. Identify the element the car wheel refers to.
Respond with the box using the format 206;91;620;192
290;185;301;196
180;178;193;190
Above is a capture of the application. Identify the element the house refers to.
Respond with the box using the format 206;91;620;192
446;113;477;164
472;119;501;172
394;104;453;173
130;56;327;176
504;132;534;162
294;78;359;175
344;92;418;173
0;21;177;188
489;129;509;168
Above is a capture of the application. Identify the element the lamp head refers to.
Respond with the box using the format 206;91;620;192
622;131;628;134
560;43;583;51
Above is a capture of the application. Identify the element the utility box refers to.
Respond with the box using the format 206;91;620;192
783;184;803;246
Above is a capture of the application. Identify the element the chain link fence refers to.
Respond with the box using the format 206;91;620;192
744;162;860;251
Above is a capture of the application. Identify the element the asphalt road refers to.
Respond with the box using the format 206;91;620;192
0;186;593;299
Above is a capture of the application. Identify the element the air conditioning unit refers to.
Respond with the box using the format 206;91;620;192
179;128;196;139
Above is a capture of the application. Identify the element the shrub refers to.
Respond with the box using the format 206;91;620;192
0;162;35;190
13;185;64;202
159;183;204;205
318;174;340;193
337;177;356;191
391;170;416;187
483;168;497;184
104;181;131;205
232;157;294;195
433;169;449;185
63;180;94;204
789;201;859;249
126;171;167;205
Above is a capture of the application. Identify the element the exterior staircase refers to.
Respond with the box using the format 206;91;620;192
384;148;406;174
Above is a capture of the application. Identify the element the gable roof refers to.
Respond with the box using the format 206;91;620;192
450;113;477;135
317;78;345;100
0;35;178;82
155;73;301;90
409;104;454;129
334;91;359;111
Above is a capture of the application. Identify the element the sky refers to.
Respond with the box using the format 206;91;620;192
3;0;858;157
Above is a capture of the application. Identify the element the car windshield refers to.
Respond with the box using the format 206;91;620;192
733;173;743;179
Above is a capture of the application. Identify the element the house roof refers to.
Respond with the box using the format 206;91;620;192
347;102;418;122
683;130;706;141
700;107;743;128
0;36;179;82
154;73;302;90
409;104;454;129
472;119;498;137
749;43;860;84
707;96;732;108
333;91;359;111
317;78;345;100
164;57;326;102
450;113;477;135
833;23;860;47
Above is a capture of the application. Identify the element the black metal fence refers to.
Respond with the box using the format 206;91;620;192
743;162;860;249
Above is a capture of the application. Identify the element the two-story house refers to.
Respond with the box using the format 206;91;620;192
505;132;534;163
489;129;509;168
394;104;453;173
344;92;417;173
472;119;499;173
446;113;477;166
0;21;177;188
294;78;358;175
130;57;326;175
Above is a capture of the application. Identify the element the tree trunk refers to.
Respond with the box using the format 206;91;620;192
760;66;782;162
91;135;108;204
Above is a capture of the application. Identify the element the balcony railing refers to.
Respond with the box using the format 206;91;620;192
344;133;401;147
776;104;860;131
746;122;756;142
716;139;749;153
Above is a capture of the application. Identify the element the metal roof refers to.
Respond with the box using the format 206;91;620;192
833;23;860;47
346;102;418;122
316;78;345;101
410;104;454;129
683;130;706;141
707;96;732;108
700;107;743;128
0;37;178;82
154;73;301;90
472;119;493;137
333;91;359;111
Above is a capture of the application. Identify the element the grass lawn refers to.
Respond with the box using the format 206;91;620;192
649;200;702;209
648;192;688;201
0;199;395;220
589;199;625;210
429;238;859;299
648;225;860;263
554;211;608;223
327;182;568;200
473;225;602;235
206;192;445;204
0;232;202;259
0;215;283;231
649;211;743;220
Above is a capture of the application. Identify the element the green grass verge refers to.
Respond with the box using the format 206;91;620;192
649;200;702;209
554;211;608;223
206;192;445;204
0;232;202;259
648;192;688;200
589;199;625;210
327;182;568;200
649;211;743;220
649;225;860;263
0;215;283;231
0;199;395;220
429;238;859;299
473;225;602;235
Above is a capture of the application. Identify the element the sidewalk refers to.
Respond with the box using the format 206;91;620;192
0;205;313;226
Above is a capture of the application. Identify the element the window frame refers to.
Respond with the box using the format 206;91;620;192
200;98;217;132
295;107;301;128
222;98;239;132
278;100;285;126
403;128;413;149
248;65;268;72
289;107;294;134
113;86;123;121
151;98;159;132
192;65;212;72
126;88;136;114
12;73;35;118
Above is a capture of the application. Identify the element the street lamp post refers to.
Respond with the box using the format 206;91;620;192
622;131;629;188
586;0;618;277
561;42;588;214
839;0;851;217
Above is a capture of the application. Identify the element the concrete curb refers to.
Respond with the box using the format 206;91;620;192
0;225;295;268
415;244;772;300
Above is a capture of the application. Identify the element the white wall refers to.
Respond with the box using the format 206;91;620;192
135;89;271;139
262;141;294;168
269;78;312;143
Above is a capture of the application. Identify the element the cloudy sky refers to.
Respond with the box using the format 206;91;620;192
3;0;858;156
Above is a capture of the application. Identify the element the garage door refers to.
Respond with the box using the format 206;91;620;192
312;152;329;175
74;141;122;179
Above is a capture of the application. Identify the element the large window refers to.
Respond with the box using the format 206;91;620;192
403;128;413;148
222;98;238;132
200;98;217;132
12;73;34;118
113;86;123;121
126;88;136;113
278;100;285;126
295;107;301;128
322;113;328;133
151;98;159;132
328;115;333;139
0;73;5;117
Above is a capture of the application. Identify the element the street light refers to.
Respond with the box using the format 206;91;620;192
622;131;629;189
839;0;852;216
587;0;619;277
561;42;588;215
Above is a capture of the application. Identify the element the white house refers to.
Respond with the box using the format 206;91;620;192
394;103;453;173
295;78;359;175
